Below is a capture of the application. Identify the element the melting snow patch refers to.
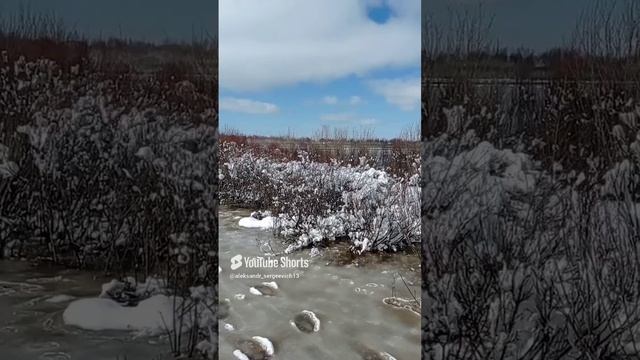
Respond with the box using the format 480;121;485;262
238;216;274;229
232;350;250;360
252;336;274;356
380;352;398;360
309;247;321;257
261;281;278;289
63;295;178;333
293;310;320;332
249;287;263;296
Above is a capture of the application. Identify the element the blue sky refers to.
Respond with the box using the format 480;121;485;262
428;0;594;52
220;0;420;140
0;0;217;42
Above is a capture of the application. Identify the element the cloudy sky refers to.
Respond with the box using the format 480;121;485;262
428;0;595;52
0;0;217;42
220;0;420;139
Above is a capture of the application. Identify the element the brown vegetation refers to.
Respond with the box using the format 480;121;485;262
220;125;419;177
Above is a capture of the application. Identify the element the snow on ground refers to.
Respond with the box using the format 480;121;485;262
252;336;274;356
232;349;250;360
63;295;178;333
232;336;275;359
61;276;217;360
238;216;275;229
249;287;263;296
300;310;321;332
261;281;278;289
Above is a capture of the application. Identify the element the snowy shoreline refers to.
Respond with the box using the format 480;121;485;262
220;142;421;256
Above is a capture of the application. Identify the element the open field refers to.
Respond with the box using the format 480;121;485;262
221;133;419;178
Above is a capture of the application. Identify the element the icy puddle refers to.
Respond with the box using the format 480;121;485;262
0;260;171;360
219;207;421;360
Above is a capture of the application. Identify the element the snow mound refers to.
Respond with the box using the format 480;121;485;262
238;216;274;229
232;350;250;360
302;310;320;332
293;310;321;333
252;336;275;356
261;281;278;289
249;287;263;296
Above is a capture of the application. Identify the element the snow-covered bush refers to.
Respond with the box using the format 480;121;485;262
0;57;217;283
0;55;217;359
423;83;640;359
220;142;420;254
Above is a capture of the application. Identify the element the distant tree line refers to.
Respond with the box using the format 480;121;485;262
424;0;640;81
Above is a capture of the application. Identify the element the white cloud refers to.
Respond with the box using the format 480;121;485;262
323;95;363;105
323;96;338;105
220;97;279;114
220;0;420;92
360;118;378;125
349;96;363;105
368;77;420;111
320;113;354;122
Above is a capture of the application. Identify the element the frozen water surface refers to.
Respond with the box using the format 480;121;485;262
0;260;172;359
219;207;421;360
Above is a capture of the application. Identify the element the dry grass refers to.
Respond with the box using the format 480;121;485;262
220;126;419;177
